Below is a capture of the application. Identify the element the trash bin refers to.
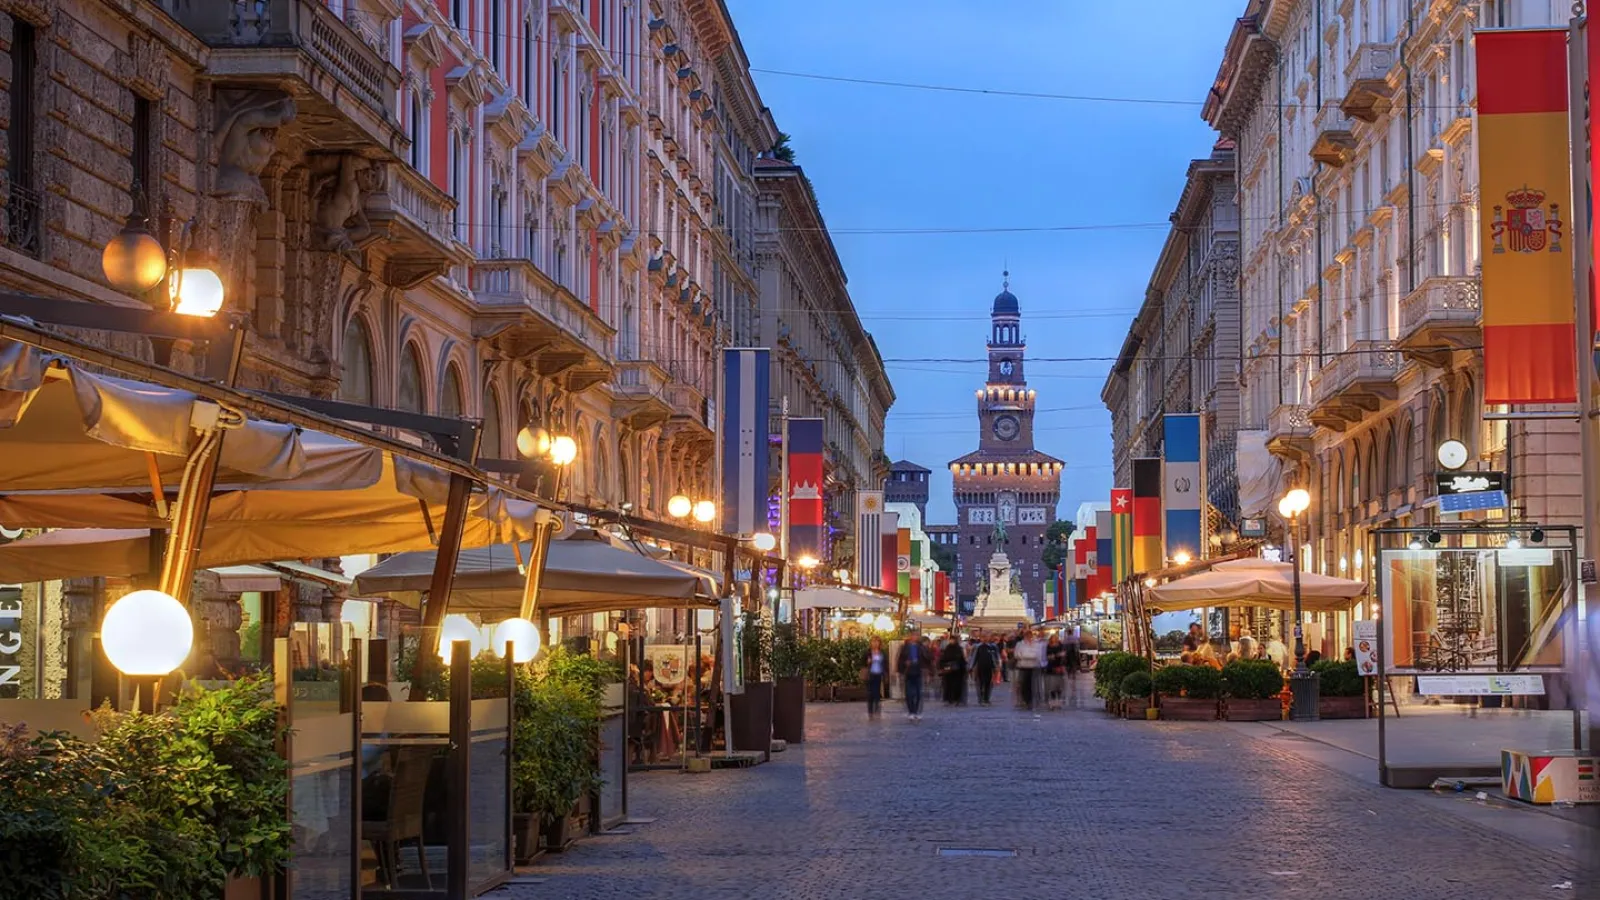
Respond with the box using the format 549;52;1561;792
1289;669;1320;721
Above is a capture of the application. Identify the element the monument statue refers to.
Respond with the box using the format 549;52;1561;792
973;549;1030;625
991;518;1008;545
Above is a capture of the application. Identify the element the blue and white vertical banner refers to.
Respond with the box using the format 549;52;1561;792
1161;413;1204;562
721;348;770;536
855;491;884;587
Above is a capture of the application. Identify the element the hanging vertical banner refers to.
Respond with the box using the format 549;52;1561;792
934;570;949;614
1162;414;1204;562
1131;459;1163;574
1082;525;1099;600
1058;563;1070;611
1477;28;1577;404
1588;16;1600;401
1045;577;1057;618
880;510;899;593
720;348;770;536
1072;533;1089;581
1096;509;1115;596
855;491;884;588
909;534;923;606
784;417;825;562
1111;489;1133;584
896;526;911;598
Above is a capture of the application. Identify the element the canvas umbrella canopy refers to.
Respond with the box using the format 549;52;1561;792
793;586;897;611
350;530;720;616
1143;557;1365;614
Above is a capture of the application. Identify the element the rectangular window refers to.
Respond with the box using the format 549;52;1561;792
6;22;37;256
490;1;501;70
131;97;151;202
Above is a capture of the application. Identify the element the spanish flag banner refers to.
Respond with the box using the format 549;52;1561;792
1131;458;1163;575
1477;28;1577;404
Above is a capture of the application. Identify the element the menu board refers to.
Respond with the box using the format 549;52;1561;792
1352;620;1379;677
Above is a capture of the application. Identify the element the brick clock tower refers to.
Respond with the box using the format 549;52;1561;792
948;278;1062;617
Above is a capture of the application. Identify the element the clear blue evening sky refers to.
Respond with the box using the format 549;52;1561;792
725;0;1241;525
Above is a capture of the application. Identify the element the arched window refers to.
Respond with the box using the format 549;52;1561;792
592;423;609;499
339;317;373;405
1349;447;1361;509
1397;415;1414;491
409;90;425;171
482;385;503;459
398;343;424;413
1458;380;1478;458
440;364;464;421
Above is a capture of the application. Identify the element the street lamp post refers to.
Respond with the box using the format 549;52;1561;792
1277;488;1317;720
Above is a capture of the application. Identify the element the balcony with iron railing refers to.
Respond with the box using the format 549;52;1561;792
611;360;674;430
1340;42;1398;123
162;0;404;156
1265;403;1313;461
1398;275;1480;367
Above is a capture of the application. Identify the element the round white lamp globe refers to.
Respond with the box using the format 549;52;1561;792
493;617;542;663
102;589;193;676
873;614;895;632
856;611;875;626
549;434;578;466
692;500;716;523
437;613;484;661
667;494;693;518
751;532;777;552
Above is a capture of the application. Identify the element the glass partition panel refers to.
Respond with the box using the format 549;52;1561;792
283;633;358;900
291;623;353;719
466;697;510;890
360;698;451;897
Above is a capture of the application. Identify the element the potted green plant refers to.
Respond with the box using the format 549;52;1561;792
1152;664;1222;720
1119;670;1155;720
1093;651;1144;716
1312;659;1366;718
830;636;870;702
1221;659;1286;721
730;612;775;754
770;622;807;743
513;671;603;855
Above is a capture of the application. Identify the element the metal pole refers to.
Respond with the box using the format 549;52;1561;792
1568;11;1600;756
1292;515;1305;670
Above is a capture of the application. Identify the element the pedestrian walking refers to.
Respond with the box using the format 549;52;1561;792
896;629;934;721
971;633;999;705
939;634;967;705
1013;628;1046;716
1064;635;1082;689
861;635;889;719
1043;632;1068;710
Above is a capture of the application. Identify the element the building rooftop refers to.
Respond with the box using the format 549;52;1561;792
890;459;931;473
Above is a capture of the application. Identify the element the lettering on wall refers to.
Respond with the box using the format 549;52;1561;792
0;587;22;693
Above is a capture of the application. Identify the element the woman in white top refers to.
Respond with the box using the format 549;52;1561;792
861;635;889;718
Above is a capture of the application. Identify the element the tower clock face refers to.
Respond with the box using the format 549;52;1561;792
998;359;1014;376
993;415;1020;441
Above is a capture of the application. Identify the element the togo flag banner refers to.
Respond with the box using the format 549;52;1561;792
1477;28;1576;404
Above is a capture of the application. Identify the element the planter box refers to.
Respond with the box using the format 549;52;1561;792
773;676;807;743
1122;699;1154;720
1319;695;1366;719
832;684;867;702
541;814;579;854
224;876;264;900
1224;698;1283;721
730;681;774;755
1158;696;1218;721
513;813;546;865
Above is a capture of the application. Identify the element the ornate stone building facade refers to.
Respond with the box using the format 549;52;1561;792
0;0;891;678
1201;0;1576;591
1104;141;1243;538
754;156;894;565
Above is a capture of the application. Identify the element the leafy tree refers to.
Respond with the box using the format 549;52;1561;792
770;133;795;162
1039;519;1075;571
929;540;957;575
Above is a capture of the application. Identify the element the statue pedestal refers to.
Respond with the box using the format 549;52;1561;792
968;551;1032;630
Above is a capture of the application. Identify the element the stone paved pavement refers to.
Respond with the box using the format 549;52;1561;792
497;683;1598;900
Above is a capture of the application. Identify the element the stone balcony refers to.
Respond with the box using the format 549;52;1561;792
366;165;470;288
472;259;616;391
1310;101;1357;167
1265;403;1313;462
611;360;674;430
1397;275;1480;367
163;0;405;157
665;376;712;441
1308;340;1400;430
1341;43;1398;122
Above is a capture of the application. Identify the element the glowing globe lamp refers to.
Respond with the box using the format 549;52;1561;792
667;495;693;518
101;224;167;293
173;266;225;317
857;611;874;626
493;617;542;663
549;434;578;466
437;613;484;661
102;589;193;676
751;532;777;552
873;614;895;632
692;500;716;523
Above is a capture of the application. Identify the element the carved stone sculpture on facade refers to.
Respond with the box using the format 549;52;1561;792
310;153;381;254
213;90;296;207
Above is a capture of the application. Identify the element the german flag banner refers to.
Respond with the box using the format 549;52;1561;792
1131;458;1162;574
1477;28;1576;404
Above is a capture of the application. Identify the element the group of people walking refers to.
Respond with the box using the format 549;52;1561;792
860;626;1082;722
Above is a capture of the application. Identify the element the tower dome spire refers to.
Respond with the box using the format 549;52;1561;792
992;271;1019;317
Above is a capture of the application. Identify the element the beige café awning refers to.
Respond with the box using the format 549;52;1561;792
351;530;720;617
794;585;897;612
1144;558;1366;614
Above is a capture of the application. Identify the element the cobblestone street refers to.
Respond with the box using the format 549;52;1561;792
499;684;1597;900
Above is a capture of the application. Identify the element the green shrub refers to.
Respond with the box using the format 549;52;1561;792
1093;651;1144;699
771;623;805;678
1153;664;1223;699
1119;670;1153;701
512;667;604;821
1222;659;1285;699
0;675;289;899
1311;659;1363;697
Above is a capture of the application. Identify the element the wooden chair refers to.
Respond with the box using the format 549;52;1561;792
363;747;434;889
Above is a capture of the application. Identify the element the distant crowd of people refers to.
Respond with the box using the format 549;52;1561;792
860;625;1084;722
1179;621;1352;671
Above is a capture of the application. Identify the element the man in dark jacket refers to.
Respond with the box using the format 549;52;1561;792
971;633;1000;705
896;629;933;720
938;636;967;705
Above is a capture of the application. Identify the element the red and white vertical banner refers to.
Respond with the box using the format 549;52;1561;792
879;510;899;594
783;418;825;563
